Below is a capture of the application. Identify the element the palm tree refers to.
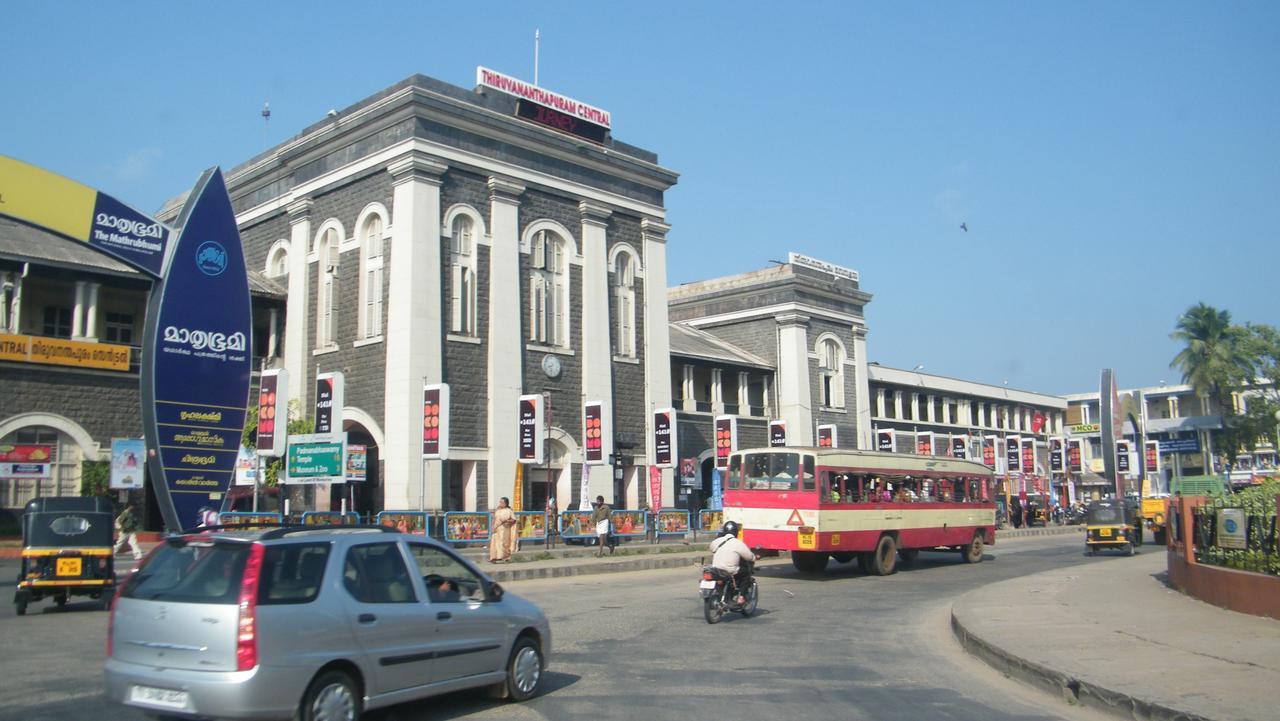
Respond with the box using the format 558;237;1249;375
1170;303;1251;413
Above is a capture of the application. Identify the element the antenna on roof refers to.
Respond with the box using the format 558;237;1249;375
261;101;271;150
534;28;541;85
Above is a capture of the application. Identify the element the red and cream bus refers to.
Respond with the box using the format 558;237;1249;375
723;447;996;574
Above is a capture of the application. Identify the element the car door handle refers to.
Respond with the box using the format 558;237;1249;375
358;613;377;624
437;611;452;621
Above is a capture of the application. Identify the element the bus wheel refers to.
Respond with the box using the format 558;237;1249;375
962;532;985;564
791;551;829;573
831;552;856;564
898;549;919;565
871;535;897;576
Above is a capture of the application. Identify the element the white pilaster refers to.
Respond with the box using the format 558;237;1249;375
776;313;814;446
579;202;614;466
851;327;871;449
487;177;526;506
384;152;447;510
641;219;674;506
284;199;313;395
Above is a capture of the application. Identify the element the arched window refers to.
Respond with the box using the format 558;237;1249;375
316;226;340;348
449;215;477;336
612;252;636;356
358;215;384;339
818;337;845;408
266;242;288;278
529;229;568;346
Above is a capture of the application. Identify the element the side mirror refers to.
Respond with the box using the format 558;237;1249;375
487;581;505;602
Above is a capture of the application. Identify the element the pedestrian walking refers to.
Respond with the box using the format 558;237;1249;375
114;502;142;560
488;497;518;563
589;495;613;557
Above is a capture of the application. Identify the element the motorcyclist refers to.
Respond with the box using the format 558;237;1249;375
709;520;756;606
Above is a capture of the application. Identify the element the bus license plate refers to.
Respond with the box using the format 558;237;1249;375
56;558;82;576
130;685;190;711
797;527;816;549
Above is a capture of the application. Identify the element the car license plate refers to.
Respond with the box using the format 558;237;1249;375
1099;528;1112;537
797;526;816;549
129;685;190;711
699;579;716;590
56;558;82;576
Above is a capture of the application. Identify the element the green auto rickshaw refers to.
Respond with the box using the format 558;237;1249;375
13;496;117;615
1084;498;1143;556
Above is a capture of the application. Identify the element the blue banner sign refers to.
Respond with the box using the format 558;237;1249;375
142;169;252;532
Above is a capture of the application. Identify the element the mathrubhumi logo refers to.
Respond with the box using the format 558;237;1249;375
195;240;228;276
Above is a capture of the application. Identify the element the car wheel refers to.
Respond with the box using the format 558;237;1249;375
871;535;897;576
504;637;544;701
962;532;984;564
299;670;360;721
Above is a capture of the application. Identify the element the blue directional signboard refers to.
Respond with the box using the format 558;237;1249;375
141;169;252;531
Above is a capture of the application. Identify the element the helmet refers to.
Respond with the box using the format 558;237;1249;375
722;520;741;538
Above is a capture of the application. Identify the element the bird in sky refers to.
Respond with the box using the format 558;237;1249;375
960;222;968;232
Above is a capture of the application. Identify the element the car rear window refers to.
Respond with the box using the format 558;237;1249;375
259;542;330;605
120;540;250;604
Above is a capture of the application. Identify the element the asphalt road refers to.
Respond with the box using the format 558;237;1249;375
0;534;1117;721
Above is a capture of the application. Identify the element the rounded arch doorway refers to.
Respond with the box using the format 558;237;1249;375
341;420;380;519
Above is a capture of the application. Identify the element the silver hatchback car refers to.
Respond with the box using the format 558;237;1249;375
104;526;550;720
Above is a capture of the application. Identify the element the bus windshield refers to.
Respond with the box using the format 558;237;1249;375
743;452;802;490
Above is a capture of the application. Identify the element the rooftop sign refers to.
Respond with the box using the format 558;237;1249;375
788;252;859;282
477;66;611;143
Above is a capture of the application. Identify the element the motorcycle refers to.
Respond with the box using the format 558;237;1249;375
699;560;758;624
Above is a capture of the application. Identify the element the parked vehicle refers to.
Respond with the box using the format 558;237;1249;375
1085;499;1143;556
13;496;116;615
105;525;550;720
699;560;758;624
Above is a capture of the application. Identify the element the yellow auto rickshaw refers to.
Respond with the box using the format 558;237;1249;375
13;496;117;615
1084;498;1143;556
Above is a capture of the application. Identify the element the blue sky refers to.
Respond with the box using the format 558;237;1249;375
4;1;1276;395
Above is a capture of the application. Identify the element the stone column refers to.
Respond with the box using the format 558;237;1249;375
579;202;614;466
487;177;526;506
776;313;813;446
641;219;674;506
384;152;447;510
84;283;100;340
72;281;86;338
284;199;313;397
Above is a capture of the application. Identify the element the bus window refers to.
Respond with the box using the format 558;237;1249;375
727;455;741;490
742;452;801;491
823;472;843;504
802;455;816;491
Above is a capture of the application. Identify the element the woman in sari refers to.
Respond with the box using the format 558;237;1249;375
489;497;518;563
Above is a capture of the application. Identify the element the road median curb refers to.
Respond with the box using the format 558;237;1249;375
950;600;1210;721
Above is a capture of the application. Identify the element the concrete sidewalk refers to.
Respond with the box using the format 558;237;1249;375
951;550;1280;721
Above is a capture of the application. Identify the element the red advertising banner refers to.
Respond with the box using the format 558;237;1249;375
649;466;663;513
255;369;287;457
422;383;449;459
817;424;837;448
1068;439;1083;473
584;401;604;464
714;415;737;469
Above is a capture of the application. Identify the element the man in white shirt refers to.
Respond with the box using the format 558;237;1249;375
709;520;756;605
